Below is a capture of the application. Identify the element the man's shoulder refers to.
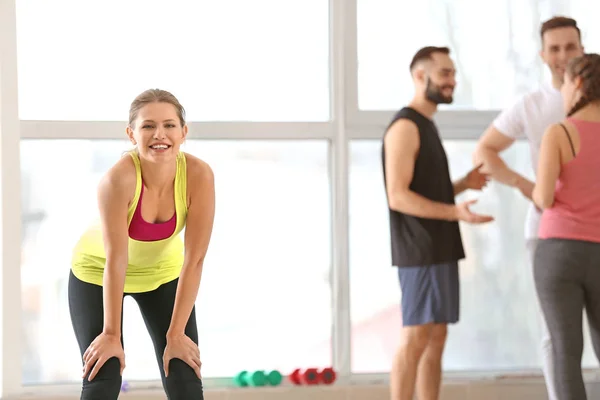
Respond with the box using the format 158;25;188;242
521;87;548;104
497;85;558;124
385;118;420;140
386;107;420;132
516;83;559;108
390;106;419;122
389;106;436;130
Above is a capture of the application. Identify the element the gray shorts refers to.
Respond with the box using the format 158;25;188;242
397;261;460;326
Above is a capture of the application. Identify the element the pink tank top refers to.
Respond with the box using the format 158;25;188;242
538;118;600;243
128;181;177;241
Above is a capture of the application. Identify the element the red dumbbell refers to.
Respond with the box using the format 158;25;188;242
320;367;337;384
290;369;302;385
289;368;321;385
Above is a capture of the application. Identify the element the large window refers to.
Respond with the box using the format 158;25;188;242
11;0;600;395
20;139;332;384
15;0;330;122
349;139;597;373
357;0;600;111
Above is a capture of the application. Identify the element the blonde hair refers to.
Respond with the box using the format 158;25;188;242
128;89;186;128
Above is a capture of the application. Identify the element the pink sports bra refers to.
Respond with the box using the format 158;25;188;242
128;182;176;241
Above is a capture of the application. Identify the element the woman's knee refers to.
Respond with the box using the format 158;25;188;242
165;359;204;400
81;357;122;400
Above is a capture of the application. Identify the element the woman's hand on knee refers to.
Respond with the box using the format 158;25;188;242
163;334;202;379
82;332;125;381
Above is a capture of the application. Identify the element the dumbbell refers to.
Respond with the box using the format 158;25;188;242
234;370;283;387
266;370;283;386
289;368;321;385
290;367;338;385
320;367;337;384
234;370;267;387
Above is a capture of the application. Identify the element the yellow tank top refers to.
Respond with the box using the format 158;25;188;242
71;151;188;293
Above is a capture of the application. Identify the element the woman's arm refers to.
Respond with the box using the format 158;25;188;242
83;159;135;380
167;158;215;338
97;168;132;337
532;125;563;210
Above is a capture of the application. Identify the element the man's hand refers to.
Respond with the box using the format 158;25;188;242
514;175;536;201
463;163;490;190
454;164;490;195
455;199;494;224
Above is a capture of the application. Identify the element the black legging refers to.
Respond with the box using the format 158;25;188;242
68;270;204;400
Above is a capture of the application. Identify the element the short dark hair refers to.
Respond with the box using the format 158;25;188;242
409;46;450;71
540;16;581;43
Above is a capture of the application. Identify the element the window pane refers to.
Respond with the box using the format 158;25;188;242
15;0;330;122
349;139;597;372
21;139;331;384
357;0;600;111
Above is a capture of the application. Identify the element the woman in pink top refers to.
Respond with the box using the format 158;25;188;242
533;53;600;400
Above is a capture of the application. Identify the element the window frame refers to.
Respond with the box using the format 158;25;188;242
1;0;23;395
4;0;597;397
19;121;335;140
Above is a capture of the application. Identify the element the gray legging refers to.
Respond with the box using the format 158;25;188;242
527;239;558;400
534;238;600;400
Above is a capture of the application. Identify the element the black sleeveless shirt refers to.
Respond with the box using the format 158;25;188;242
381;107;465;267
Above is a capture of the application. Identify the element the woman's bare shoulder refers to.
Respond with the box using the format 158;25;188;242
98;153;138;201
183;152;214;183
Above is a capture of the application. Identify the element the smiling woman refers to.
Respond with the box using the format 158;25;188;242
20;138;332;384
68;89;216;400
126;90;188;161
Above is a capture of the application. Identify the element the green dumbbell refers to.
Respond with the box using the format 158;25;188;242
266;370;283;386
233;370;267;387
234;371;248;387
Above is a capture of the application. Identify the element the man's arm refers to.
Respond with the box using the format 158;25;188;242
453;177;468;196
384;120;458;221
453;163;490;196
473;125;535;199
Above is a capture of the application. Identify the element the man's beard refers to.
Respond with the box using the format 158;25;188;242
425;78;454;104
